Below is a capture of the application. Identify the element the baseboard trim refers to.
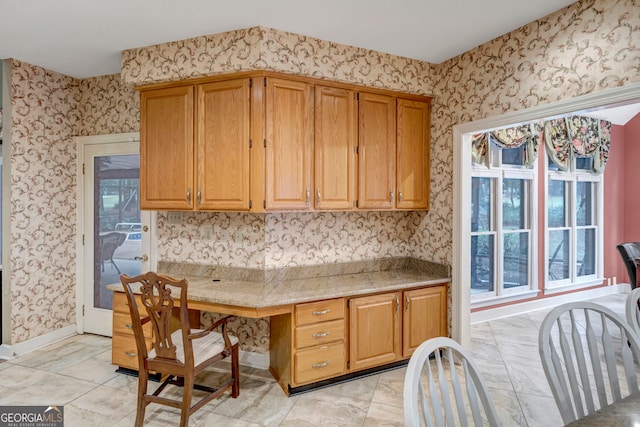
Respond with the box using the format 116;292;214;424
471;284;629;324
0;325;78;360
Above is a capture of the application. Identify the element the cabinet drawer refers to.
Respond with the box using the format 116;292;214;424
112;311;152;337
295;298;344;326
294;341;345;385
112;334;152;369
113;292;144;314
295;319;345;349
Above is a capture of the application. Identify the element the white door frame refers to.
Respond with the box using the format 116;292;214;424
75;132;157;335
453;82;640;348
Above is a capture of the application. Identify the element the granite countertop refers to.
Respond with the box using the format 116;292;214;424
107;257;450;310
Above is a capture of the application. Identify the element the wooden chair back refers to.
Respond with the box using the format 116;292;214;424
403;336;501;427
539;301;640;424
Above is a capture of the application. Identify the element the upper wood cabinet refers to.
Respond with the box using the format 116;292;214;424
314;86;357;210
358;92;396;210
265;78;314;210
140;86;194;210
138;71;431;212
196;79;251;210
140;79;251;211
397;99;431;210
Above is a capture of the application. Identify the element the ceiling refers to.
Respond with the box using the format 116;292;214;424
0;0;577;79
1;0;639;124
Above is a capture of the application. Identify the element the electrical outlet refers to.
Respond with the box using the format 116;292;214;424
202;226;214;241
167;211;183;224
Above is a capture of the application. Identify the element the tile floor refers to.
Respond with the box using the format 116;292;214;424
0;292;629;426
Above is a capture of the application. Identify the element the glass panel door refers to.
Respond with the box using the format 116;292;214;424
82;139;153;336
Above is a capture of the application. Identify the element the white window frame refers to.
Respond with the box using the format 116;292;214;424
544;157;604;293
470;141;538;308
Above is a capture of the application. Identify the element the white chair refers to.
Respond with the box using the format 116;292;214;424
538;301;640;425
626;287;640;335
403;336;501;427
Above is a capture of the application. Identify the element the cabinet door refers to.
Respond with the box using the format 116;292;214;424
397;99;431;210
402;285;447;357
314;85;357;210
358;92;396;209
196;80;251;210
265;78;313;210
140;86;194;210
349;292;401;371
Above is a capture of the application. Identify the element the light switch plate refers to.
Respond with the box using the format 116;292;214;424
167;211;182;224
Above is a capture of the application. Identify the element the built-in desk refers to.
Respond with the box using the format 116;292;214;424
107;259;450;394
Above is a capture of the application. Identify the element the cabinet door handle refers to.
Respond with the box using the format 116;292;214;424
197;188;202;206
405;295;410;312
125;323;133;329
306;188;310;205
124;351;137;357
317;188;321;205
312;309;330;315
395;295;400;314
186;188;191;205
390;191;394;203
312;331;330;338
312;361;330;369
398;191;403;203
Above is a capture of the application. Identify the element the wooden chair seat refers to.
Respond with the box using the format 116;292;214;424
149;328;239;366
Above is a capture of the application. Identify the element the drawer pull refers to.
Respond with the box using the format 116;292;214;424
312;331;330;338
312;309;330;315
125;323;133;329
312;361;330;369
124;351;137;357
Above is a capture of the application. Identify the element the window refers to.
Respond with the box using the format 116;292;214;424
545;155;602;290
470;138;537;303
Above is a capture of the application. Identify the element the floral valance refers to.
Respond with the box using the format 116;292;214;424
472;116;611;174
472;122;542;167
544;116;611;173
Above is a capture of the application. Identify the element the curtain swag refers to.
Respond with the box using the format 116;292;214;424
544;116;611;173
471;122;542;167
472;115;611;174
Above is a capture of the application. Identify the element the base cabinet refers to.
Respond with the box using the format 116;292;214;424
269;283;448;394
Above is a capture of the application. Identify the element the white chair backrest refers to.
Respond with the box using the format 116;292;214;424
538;301;640;424
626;287;640;336
403;336;501;427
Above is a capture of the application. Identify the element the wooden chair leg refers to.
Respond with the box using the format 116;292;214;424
179;375;194;427
231;344;240;398
134;369;149;427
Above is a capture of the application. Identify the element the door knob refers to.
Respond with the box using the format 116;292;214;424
134;254;149;262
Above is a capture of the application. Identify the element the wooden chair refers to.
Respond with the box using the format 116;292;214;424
538;301;640;424
120;272;239;427
626;287;640;336
403;336;501;427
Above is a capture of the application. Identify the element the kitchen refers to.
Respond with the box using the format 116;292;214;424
1;0;640;425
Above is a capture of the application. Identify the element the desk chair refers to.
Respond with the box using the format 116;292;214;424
403;336;501;427
539;301;640;424
121;272;239;427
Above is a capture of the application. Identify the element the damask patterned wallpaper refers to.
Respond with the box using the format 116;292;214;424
7;0;640;347
8;59;81;343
